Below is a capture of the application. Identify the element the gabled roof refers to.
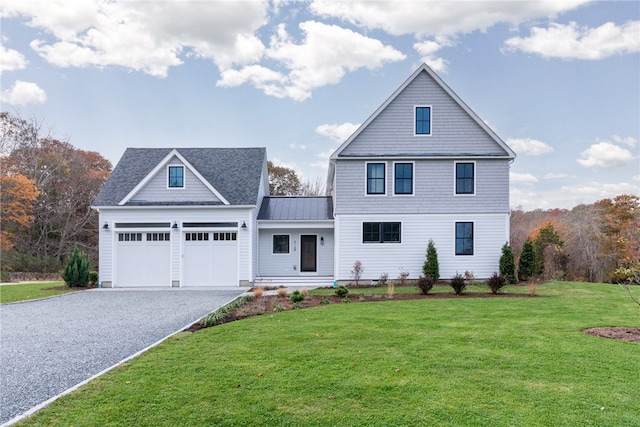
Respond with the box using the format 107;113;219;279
330;63;516;160
93;147;266;207
258;197;333;221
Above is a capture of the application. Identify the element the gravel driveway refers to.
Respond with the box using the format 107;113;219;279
0;288;245;425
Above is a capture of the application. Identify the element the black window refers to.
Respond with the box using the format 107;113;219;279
415;106;431;135
168;166;184;188
363;222;401;243
366;163;385;195
394;163;413;194
273;235;289;253
455;222;474;255
456;163;474;195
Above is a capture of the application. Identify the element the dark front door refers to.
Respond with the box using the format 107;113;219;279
300;235;317;272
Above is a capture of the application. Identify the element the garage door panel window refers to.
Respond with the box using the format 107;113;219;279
213;232;237;241
119;233;142;242
186;232;209;241
147;232;170;241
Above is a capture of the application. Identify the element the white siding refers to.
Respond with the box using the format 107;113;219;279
334;213;509;282
258;228;334;277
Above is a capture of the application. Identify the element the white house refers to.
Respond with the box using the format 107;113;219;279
92;63;515;287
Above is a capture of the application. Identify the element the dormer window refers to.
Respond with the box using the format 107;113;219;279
415;106;431;135
168;166;184;188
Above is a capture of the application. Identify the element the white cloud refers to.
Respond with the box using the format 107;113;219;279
577;142;635;168
310;148;336;170
0;43;27;73
510;172;538;185
561;182;640;198
315;122;360;142
633;175;640;182
288;143;306;150
1;80;46;105
612;135;637;148
413;39;451;73
504;21;640;60
543;173;569;180
506;138;554;156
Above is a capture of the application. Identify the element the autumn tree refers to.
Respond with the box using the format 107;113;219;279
0;174;40;251
267;160;301;196
532;222;566;277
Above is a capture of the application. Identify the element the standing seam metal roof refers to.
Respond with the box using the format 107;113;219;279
258;197;333;221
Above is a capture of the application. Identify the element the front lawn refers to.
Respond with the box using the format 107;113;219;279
17;282;640;426
0;282;78;304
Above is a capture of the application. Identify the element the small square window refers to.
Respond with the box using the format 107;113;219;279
273;235;290;254
415;106;431;135
168;166;184;188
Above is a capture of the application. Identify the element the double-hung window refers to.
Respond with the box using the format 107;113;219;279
455;162;474;195
363;222;401;243
366;163;385;195
168;166;184;188
415;106;431;135
394;162;413;195
455;222;474;255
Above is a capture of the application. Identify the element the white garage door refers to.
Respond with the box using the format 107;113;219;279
115;232;171;286
183;231;238;286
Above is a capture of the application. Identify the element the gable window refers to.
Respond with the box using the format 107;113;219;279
366;163;385;195
394;163;413;195
455;222;474;255
168;166;184;188
273;235;290;254
363;222;401;243
415;106;431;135
455;162;475;195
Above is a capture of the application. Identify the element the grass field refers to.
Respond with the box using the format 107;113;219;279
0;282;77;304
17;282;640;426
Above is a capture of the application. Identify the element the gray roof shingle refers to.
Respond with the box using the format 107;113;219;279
93;147;266;207
258;197;333;221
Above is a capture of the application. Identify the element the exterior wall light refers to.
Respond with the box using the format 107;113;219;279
103;222;109;230
241;221;248;229
172;221;178;229
320;236;324;245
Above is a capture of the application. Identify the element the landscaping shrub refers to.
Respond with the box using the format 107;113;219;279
417;276;434;295
200;295;253;326
397;268;409;286
62;245;90;287
335;285;349;298
487;272;506;294
252;287;264;298
1;270;10;283
351;260;364;286
518;238;537;281
499;242;517;284
377;272;388;286
450;273;466;295
277;287;288;298
423;239;440;281
89;271;98;286
290;290;305;303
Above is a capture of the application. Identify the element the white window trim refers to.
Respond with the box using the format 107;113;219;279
393;161;415;196
167;165;185;190
272;234;291;255
454;221;475;257
414;105;432;136
453;160;476;196
364;161;387;196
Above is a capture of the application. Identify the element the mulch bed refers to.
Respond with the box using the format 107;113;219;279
583;327;640;343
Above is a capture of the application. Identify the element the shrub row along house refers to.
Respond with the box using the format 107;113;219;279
92;64;516;287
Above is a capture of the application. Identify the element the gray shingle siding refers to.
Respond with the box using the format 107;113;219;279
93;147;266;207
258;197;334;221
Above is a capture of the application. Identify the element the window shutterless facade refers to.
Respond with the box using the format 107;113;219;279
366;162;386;195
455;222;474;255
455;162;475;195
168;166;184;188
363;222;401;243
394;162;413;195
273;235;290;254
415;106;431;135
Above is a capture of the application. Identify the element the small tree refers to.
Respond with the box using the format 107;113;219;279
351;260;364;286
62;245;90;287
518;238;537;281
499;242;517;284
423;239;440;282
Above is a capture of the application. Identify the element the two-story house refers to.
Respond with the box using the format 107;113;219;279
92;63;515;287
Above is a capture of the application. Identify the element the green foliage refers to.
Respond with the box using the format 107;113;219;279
518;238;537;281
533;223;564;275
417;275;434;295
499;242;517;284
89;271;99;286
422;239;440;281
1;270;10;283
0;282;77;303
273;304;285;312
320;298;329;305
450;273;467;295
1;250;61;273
334;285;349;298
610;260;640;284
289;290;305;303
200;295;253;327
62;245;90;288
487;272;506;294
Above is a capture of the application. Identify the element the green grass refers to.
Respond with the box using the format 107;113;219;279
310;282;534;296
0;282;78;303
17;282;640;426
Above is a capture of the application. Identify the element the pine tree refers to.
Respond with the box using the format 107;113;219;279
62;245;90;287
518;238;537;281
423;239;440;281
499;242;517;284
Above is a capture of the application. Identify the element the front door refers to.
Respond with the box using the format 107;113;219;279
300;235;317;272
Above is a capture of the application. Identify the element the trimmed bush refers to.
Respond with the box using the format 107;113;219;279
290;290;305;303
62;245;90;288
499;243;517;284
89;271;99;286
487;272;506;294
417;276;434;295
423;239;439;282
450;273;466;295
335;285;349;298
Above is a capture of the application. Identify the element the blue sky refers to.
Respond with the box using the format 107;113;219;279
1;0;638;210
